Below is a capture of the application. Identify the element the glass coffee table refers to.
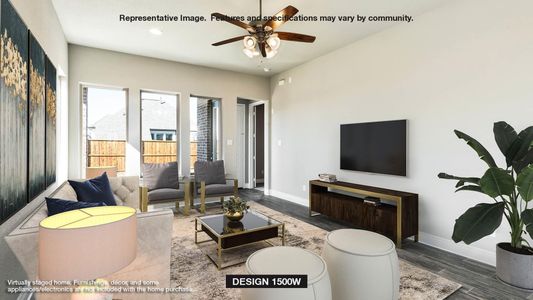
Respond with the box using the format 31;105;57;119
194;210;285;270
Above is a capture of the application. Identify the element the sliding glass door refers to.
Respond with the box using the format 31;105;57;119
82;86;127;176
189;96;221;174
140;91;179;167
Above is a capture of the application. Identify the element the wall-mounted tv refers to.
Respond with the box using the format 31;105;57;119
340;120;407;176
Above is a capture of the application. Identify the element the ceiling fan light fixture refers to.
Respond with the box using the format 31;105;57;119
243;47;259;58
211;4;315;60
266;34;281;50
266;47;278;59
243;36;257;49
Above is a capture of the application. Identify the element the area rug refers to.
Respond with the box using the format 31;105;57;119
170;202;461;299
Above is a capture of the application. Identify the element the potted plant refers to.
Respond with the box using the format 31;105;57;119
438;121;533;289
222;196;249;222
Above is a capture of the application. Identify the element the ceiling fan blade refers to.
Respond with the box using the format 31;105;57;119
212;35;248;46
263;6;299;31
211;13;253;32
259;42;267;57
276;32;316;43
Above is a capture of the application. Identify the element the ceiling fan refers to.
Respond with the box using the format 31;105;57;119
211;0;316;59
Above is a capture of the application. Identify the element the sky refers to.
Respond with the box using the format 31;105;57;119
86;87;201;140
87;87;127;126
86;87;181;126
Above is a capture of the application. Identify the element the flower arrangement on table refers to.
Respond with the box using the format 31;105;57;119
222;196;249;221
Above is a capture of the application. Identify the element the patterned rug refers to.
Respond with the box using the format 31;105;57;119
170;202;461;299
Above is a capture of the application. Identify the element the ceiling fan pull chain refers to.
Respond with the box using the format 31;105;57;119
259;0;262;20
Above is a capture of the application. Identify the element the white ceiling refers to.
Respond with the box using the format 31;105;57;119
52;0;447;76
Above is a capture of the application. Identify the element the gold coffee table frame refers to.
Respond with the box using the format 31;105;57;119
194;211;285;270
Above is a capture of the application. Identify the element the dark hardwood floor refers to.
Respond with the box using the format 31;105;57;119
239;189;533;300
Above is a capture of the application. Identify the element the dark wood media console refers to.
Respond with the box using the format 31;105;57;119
309;180;418;248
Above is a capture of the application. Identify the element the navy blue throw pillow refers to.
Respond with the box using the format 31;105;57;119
46;198;106;216
68;172;117;206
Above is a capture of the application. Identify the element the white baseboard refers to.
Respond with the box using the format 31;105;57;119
266;189;497;266
417;232;496;266
268;189;308;207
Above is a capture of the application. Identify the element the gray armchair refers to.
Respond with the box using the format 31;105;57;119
193;160;238;213
140;161;192;215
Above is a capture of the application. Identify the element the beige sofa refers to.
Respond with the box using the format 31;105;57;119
4;176;173;300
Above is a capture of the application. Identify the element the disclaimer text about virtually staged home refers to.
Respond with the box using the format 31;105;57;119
6;275;307;294
6;279;193;295
118;13;415;24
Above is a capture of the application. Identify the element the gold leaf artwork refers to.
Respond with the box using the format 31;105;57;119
46;84;56;126
0;29;27;104
29;58;45;117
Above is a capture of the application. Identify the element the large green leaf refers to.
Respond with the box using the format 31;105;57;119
513;148;533;174
438;173;480;187
522;209;533;240
517;165;533;202
452;202;505;244
454;130;497;168
479;168;514;197
455;185;483;193
493;121;517;157
506;126;533;168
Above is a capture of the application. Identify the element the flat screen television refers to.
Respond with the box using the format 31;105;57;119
340;120;407;176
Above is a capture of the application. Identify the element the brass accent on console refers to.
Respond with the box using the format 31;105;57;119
309;180;418;248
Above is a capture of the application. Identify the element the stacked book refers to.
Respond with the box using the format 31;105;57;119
318;173;337;182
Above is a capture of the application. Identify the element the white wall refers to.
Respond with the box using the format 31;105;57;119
269;0;533;265
0;0;70;213
0;0;68;297
13;0;69;184
68;45;270;178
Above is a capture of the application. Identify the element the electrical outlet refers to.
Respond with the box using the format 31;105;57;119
277;140;282;146
302;184;307;192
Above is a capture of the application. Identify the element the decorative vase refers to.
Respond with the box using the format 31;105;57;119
496;243;533;289
224;221;244;234
224;211;244;222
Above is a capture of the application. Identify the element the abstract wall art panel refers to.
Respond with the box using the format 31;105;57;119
45;55;56;187
28;32;46;201
0;0;28;222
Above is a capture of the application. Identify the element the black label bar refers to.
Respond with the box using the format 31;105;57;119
226;275;307;288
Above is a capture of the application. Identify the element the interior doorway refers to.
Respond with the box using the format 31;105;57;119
253;104;265;188
236;99;266;189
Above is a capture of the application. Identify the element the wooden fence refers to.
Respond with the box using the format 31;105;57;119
142;140;176;164
87;140;126;172
190;141;198;167
87;140;198;171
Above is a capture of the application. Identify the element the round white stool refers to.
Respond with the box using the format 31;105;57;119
322;229;399;300
242;246;332;300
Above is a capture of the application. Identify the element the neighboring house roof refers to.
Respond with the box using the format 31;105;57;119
88;109;126;140
88;100;177;140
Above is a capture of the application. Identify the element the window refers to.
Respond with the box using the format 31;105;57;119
82;86;127;174
150;129;176;141
189;96;221;174
141;91;178;166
